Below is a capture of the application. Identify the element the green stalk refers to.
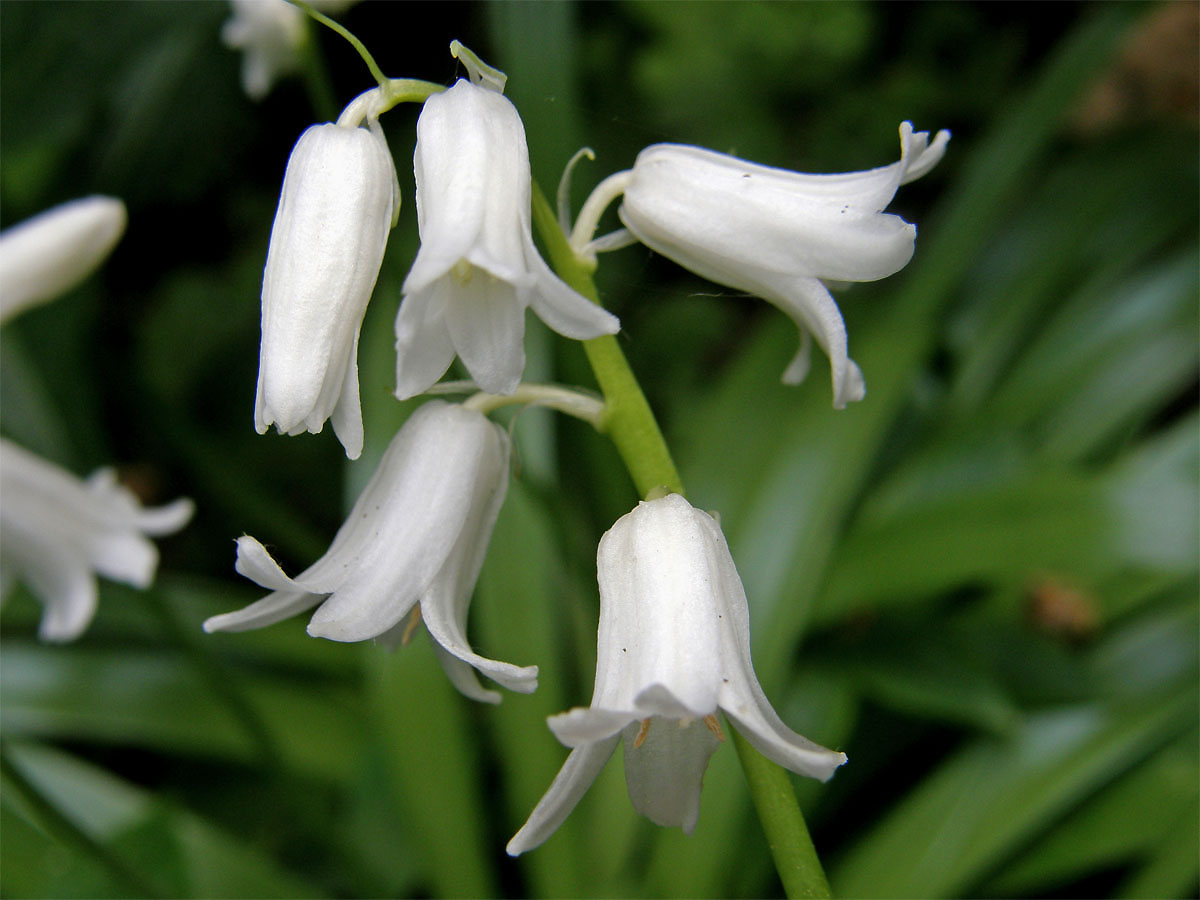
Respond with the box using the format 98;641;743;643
532;180;831;897
530;184;683;498
731;727;833;898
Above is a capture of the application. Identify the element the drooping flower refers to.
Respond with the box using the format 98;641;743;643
0;196;127;324
618;123;950;408
206;401;535;702
221;0;358;101
507;493;845;854
254;118;398;460
394;77;619;400
0;440;194;642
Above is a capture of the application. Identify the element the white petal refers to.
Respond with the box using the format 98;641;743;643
206;535;326;631
394;283;458;400
329;328;365;460
202;588;322;633
442;272;527;396
898;123;952;185
128;497;196;536
233;535;306;592
84;530;157;589
549;706;636;747
686;510;848;782
429;639;502;705
418;423;537;696
524;251;621;340
420;580;537;696
622;716;721;833
781;327;813;385
36;565;97;642
0;196;127;324
506;738;620;856
753;275;865;408
0;518;97;642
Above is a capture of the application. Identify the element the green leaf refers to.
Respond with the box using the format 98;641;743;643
1118;794;1200;899
0;643;366;782
985;735;1198;895
363;636;498;898
831;687;1196;898
3;742;322;898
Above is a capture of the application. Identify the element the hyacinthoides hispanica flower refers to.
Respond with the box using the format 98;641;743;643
221;0;359;101
570;124;950;409
0;197;194;641
253;115;398;460
0;441;195;641
508;494;846;853
207;400;536;703
393;72;620;400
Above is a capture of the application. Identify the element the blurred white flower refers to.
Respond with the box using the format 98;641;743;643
395;78;619;400
0;195;192;641
507;493;845;854
221;0;358;101
0;196;126;324
254;119;398;460
206;401;536;703
0;440;194;642
619;123;950;408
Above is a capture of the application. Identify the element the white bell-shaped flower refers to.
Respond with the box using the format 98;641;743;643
0;440;194;642
618;123;949;408
0;196;126;324
395;78;619;400
254;119;398;460
508;493;845;854
221;0;359;101
206;400;535;703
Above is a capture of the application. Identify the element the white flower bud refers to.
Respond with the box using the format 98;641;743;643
254;120;397;460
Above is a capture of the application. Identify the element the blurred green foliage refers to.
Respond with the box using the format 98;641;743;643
1;2;1196;898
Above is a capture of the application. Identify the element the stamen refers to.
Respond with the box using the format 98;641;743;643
632;718;652;749
451;259;474;285
400;606;423;646
704;714;726;742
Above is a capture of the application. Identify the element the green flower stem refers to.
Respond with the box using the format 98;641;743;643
532;180;832;897
291;0;388;89
531;183;683;499
731;726;833;899
335;79;445;128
